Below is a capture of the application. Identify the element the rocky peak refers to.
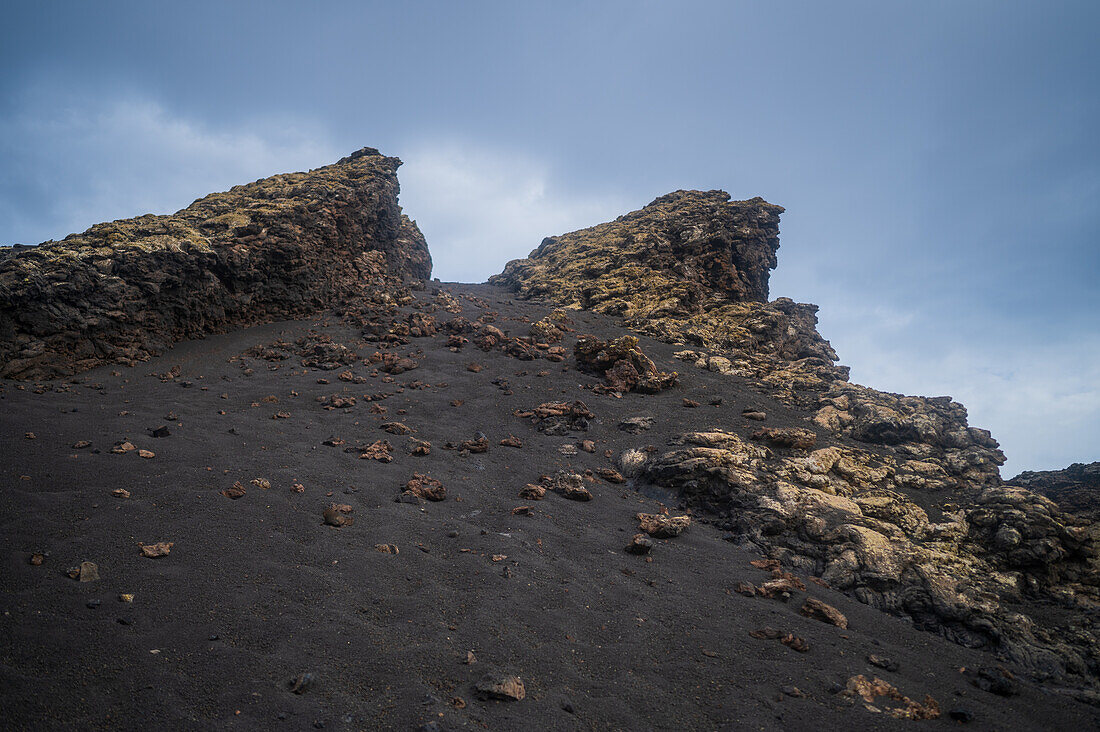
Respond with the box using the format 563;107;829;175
492;189;783;311
0;149;430;380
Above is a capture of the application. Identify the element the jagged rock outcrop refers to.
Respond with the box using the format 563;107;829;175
495;191;1100;687
0;147;430;380
1012;463;1100;522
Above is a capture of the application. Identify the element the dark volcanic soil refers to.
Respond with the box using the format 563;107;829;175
1;283;1096;731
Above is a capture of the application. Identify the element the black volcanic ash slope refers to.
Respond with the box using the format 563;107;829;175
1;160;1099;730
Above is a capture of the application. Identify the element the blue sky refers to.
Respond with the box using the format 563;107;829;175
2;1;1097;473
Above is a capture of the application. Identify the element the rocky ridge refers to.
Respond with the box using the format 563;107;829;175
0;148;429;380
493;190;1100;689
1012;462;1100;522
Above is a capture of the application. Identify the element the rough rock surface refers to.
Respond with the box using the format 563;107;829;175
1012;462;1100;522
0;148;429;379
492;191;1100;689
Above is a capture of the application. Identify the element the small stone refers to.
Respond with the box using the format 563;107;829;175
323;506;354;527
867;654;899;673
29;552;46;566
636;513;691;538
596;467;625;484
579;440;596;453
405;473;446;501
151;426;171;438
78;561;99;582
24;432;36;440
800;597;848;629
138;449;155;459
111;441;137;454
781;686;803;697
72;440;92;449
624;534;653;555
682;398;700;408
138;542;174;558
618;417;654;434
463;650;477;665
742;409;767;421
250;477;271;490
475;674;525;701
120;594;134;603
289;672;315;694
512;506;534;516
222;481;247;499
374;543;399;554
519;484;547;500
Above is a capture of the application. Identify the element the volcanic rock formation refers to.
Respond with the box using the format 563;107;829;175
0;148;429;380
1012;462;1100;522
493;190;1100;687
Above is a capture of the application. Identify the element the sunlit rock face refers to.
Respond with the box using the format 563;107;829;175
0;147;430;380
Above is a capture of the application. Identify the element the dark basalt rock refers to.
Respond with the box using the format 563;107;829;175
0;147;430;380
1011;462;1100;522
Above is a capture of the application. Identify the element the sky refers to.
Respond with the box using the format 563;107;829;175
2;1;1097;473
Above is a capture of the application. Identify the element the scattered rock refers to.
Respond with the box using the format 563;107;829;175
519;484;547;500
742;409;767;421
28;552;46;566
111;441;136;454
405;473;446;502
221;482;247;500
619;417;654;434
636;513;691;538
595;467;625;484
323;505;354;527
360;440;394;462
475;674;525;702
112;488;131;499
800;597;848;628
72;440;91;449
72;561;99;582
841;675;940;720
289;672;316;695
137;449;155;459
459;436;489;454
499;435;523;448
624;534;653;555
374;543;399;554
554;473;593;501
381;422;413;435
867;654;899;673
250;478;271;490
151;426;170;438
573;335;678;393
138;542;174;558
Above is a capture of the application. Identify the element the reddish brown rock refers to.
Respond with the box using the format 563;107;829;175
800;597;848;628
405;473;446;502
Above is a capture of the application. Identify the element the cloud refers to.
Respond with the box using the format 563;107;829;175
819;300;1100;474
0;90;339;245
397;141;630;283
